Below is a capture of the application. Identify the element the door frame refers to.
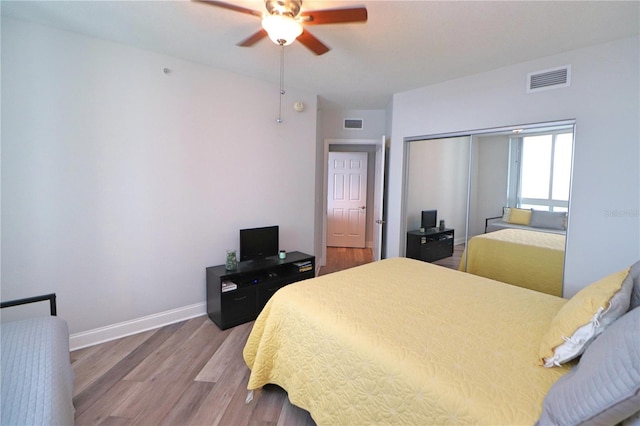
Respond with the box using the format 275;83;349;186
322;137;386;266
327;151;369;248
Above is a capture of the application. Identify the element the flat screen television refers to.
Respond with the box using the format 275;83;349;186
239;225;279;262
421;210;437;229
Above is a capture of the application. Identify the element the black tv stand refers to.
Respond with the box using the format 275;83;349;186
406;228;454;263
206;251;315;329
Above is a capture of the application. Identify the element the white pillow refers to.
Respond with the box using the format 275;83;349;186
501;207;511;222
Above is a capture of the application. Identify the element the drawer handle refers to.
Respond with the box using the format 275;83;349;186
234;296;247;302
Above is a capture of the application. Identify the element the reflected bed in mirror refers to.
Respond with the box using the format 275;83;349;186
403;120;574;296
460;228;565;296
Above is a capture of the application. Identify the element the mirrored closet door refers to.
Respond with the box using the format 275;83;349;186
402;120;575;289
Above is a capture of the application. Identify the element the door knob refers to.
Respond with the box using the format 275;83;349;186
360;206;366;210
376;219;385;224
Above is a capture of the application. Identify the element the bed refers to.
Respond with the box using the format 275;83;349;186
459;228;565;296
244;258;640;425
244;257;573;425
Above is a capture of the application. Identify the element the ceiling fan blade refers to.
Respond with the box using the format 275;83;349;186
297;30;330;55
237;29;268;47
193;0;263;18
300;7;367;25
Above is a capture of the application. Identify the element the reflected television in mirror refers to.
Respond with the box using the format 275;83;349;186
421;210;437;230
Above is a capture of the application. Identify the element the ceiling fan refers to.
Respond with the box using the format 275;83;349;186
194;0;368;55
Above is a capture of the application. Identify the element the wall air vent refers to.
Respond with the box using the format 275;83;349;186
527;65;571;93
344;118;363;130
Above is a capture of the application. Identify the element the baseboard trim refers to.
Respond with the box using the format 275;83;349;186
69;302;207;351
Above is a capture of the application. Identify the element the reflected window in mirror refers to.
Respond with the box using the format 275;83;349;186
507;130;573;212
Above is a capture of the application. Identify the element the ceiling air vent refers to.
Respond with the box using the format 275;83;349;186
344;118;363;130
527;65;571;93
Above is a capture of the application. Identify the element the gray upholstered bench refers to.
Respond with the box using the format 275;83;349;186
1;294;75;425
485;207;567;234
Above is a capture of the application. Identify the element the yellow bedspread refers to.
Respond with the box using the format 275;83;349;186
460;228;566;296
244;257;571;425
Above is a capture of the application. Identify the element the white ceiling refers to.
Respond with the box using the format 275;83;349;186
2;0;639;109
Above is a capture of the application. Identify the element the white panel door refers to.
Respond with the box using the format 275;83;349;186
327;152;368;248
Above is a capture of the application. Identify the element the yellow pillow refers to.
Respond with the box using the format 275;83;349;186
539;267;632;367
507;208;531;225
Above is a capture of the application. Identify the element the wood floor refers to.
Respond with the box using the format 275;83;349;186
71;316;315;425
71;246;463;425
318;246;373;275
432;243;465;270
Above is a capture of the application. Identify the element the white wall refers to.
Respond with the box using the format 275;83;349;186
469;135;510;237
1;18;318;338
406;137;469;244
320;109;386;141
387;36;640;297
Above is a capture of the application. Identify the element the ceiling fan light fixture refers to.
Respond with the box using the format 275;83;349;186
261;14;303;46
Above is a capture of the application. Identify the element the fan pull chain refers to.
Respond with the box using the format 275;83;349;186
277;43;285;123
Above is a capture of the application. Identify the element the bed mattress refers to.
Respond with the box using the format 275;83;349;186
244;257;571;425
461;228;566;296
